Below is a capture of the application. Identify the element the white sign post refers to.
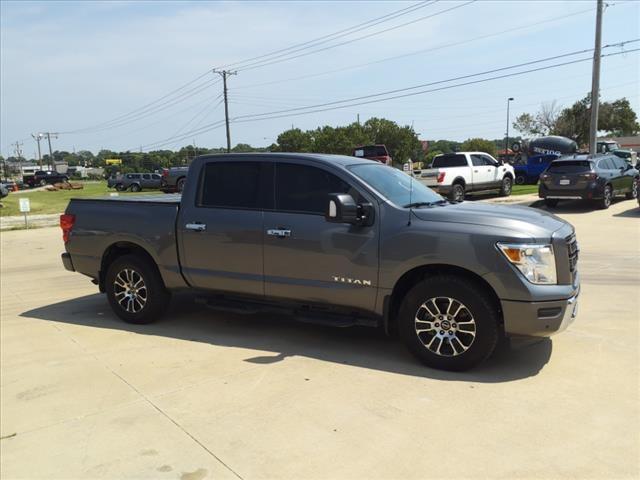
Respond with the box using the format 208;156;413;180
19;198;30;228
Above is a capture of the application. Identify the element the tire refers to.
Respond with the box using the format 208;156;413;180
62;176;69;183
449;183;465;202
130;183;141;192
398;275;499;371
625;179;638;200
176;177;186;193
499;176;513;196
545;198;558;208
598;185;612;209
105;254;170;324
39;179;46;187
515;175;526;185
115;183;125;192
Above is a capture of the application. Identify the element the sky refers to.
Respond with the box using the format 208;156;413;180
1;0;639;158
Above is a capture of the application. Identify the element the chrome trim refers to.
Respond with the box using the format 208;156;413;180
267;228;291;238
546;196;582;200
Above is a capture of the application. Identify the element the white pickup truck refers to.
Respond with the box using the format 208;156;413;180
421;152;515;201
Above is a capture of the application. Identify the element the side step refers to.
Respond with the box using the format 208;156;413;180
195;296;378;328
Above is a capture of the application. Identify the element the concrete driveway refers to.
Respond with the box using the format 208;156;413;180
1;199;638;479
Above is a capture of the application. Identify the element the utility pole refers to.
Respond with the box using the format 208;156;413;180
213;69;237;153
12;141;24;181
38;132;59;171
589;0;604;156
504;97;514;157
31;133;44;168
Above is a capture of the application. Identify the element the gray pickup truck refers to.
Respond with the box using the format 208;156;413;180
60;153;579;371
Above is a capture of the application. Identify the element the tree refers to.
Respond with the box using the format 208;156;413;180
460;138;497;156
274;128;314;152
514;95;639;145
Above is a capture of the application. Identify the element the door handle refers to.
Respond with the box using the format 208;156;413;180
267;228;291;238
473;170;479;173
185;222;206;231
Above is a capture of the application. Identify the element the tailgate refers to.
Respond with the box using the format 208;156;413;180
420;168;440;187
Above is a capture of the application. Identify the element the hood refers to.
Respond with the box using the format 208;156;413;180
411;201;568;239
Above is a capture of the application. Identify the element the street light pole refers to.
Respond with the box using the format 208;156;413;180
505;97;514;159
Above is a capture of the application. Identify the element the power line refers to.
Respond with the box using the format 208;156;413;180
236;1;476;72
216;1;436;70
233;6;598;90
231;42;638;122
134;46;637;151
230;48;639;125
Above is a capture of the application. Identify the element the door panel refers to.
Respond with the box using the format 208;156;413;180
178;161;270;296
263;162;378;311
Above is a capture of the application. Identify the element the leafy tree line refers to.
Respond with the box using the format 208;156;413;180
513;94;638;146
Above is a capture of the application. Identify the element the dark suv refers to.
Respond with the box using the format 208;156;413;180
539;154;639;209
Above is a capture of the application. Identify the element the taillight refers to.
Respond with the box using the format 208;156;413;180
540;173;550;181
60;214;75;243
580;172;597;181
437;172;446;183
162;168;169;177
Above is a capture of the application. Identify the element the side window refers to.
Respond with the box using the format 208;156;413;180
612;157;626;169
152;174;161;180
143;174;151;180
126;174;133;179
275;164;361;215
199;162;262;209
598;158;613;170
482;155;498;166
471;155;485;167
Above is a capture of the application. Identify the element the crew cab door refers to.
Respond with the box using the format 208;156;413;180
470;154;493;188
263;161;378;312
177;160;271;296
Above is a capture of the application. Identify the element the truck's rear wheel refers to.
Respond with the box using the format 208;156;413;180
449;183;465;202
176;177;186;192
105;254;170;324
515;174;526;185
398;275;499;371
130;183;141;192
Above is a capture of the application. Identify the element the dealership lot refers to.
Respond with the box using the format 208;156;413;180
1;201;638;479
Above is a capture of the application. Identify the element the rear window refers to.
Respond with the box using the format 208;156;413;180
432;154;467;168
353;146;388;158
547;161;592;173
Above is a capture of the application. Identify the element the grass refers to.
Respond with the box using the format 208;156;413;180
0;181;156;217
511;184;539;196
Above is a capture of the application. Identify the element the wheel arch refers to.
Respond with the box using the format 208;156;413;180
452;176;466;187
384;264;502;334
99;241;164;292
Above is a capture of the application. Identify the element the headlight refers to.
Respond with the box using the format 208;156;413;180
497;243;557;285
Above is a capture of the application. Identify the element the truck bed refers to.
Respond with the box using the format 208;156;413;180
64;195;187;290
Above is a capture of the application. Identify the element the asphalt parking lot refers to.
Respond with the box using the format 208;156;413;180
1;199;638;479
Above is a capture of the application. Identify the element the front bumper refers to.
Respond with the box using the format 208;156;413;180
502;289;579;337
61;252;75;272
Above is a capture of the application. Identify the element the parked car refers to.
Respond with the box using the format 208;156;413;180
25;170;68;188
513;154;559;185
60;153;579;371
421;152;515;201
0;183;9;199
107;173;162;192
539;154;639;209
352;145;392;165
160;166;189;193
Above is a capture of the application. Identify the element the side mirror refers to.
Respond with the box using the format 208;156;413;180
326;194;358;224
325;193;374;226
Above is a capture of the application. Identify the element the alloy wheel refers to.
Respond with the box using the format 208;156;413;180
414;297;476;357
113;268;147;313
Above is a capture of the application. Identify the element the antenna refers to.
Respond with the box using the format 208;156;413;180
407;169;413;226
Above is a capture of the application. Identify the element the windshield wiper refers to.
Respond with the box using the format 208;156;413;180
403;200;448;208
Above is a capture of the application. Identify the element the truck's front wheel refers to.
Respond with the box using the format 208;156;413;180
499;176;513;196
398;275;499;371
105;254;170;324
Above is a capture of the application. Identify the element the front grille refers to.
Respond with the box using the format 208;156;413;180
565;233;579;273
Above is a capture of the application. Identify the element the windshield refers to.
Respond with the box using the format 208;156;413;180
348;164;443;207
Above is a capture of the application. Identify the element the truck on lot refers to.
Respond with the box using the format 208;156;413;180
25;170;69;188
421;152;515;201
351;145;393;165
160;166;189;192
596;140;638;165
513;154;559;185
60;153;579;371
